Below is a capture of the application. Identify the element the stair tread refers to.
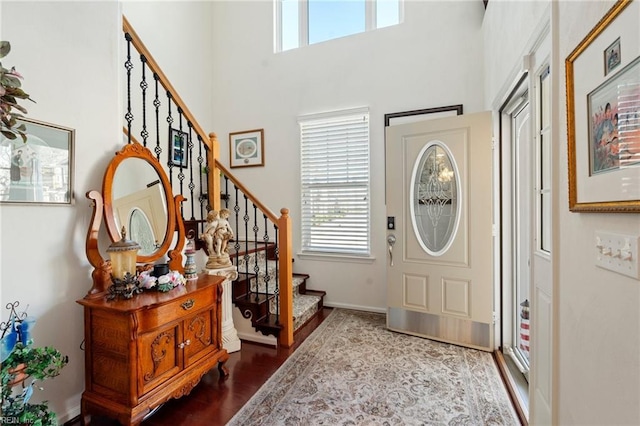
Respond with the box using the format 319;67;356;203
231;250;326;338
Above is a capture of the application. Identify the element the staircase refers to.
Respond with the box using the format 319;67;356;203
231;244;326;339
121;17;311;347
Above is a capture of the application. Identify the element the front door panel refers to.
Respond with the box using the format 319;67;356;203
386;111;493;351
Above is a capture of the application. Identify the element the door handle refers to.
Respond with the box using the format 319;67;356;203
387;234;396;266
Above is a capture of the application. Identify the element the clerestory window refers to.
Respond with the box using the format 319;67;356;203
275;0;402;52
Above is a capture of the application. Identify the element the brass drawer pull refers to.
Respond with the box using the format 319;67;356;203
181;299;195;310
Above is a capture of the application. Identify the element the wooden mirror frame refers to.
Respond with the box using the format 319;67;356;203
85;142;186;298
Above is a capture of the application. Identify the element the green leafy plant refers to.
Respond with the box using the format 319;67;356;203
1;341;68;426
0;41;34;142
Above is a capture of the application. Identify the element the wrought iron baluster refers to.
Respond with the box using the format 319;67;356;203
262;214;270;299
252;204;260;298
197;135;207;222
124;33;133;144
140;54;149;147
187;124;195;220
233;184;242;284
274;223;280;325
153;73;161;160
223;175;230;209
166;91;174;185
243;194;251;294
176;110;186;217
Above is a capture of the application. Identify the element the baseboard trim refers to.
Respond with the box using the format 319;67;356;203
494;350;528;426
59;406;80;425
237;331;277;347
324;302;386;314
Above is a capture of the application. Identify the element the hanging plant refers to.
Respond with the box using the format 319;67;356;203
0;41;34;142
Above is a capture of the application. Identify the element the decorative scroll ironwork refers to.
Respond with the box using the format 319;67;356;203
122;21;289;344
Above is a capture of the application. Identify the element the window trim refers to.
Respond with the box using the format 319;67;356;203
275;0;403;52
298;106;371;258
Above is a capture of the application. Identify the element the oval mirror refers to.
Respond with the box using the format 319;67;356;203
410;141;460;256
102;143;175;264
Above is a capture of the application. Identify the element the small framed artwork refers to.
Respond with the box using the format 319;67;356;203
169;128;189;168
604;37;621;75
0;117;75;205
229;129;264;168
565;0;640;213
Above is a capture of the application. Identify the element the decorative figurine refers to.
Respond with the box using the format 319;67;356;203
200;209;234;269
184;232;198;280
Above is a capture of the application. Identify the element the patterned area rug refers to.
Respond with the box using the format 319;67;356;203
228;309;520;425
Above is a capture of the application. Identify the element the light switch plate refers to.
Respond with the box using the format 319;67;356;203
595;231;639;279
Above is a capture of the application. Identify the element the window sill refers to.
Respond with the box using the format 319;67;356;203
297;252;376;264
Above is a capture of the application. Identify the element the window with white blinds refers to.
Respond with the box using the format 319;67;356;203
299;108;370;256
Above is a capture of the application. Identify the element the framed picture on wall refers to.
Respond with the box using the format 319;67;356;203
565;0;640;213
229;129;264;168
0;117;75;205
169;128;189;168
604;37;621;75
587;56;640;175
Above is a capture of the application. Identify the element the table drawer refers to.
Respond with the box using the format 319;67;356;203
135;288;215;332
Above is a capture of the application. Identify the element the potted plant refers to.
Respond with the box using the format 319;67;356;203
0;40;33;142
1;303;68;426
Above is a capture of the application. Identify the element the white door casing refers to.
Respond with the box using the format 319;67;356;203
385;111;494;351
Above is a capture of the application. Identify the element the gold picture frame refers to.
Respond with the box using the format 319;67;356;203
0;117;75;205
566;0;640;212
229;129;264;168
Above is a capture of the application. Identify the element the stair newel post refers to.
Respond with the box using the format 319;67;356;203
209;132;221;212
277;208;294;347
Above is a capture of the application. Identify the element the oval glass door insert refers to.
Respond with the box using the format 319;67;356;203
410;141;461;256
129;208;157;256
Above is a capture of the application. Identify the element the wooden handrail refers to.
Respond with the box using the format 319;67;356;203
214;158;280;224
122;16;211;153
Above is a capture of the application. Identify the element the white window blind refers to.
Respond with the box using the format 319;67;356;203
299;108;370;256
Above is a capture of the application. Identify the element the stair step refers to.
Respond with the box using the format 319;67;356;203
233;292;273;324
252;314;283;336
292;294;322;331
228;245;325;340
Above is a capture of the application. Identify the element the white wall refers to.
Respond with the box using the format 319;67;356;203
556;1;640;424
485;1;640;424
0;1;121;422
122;1;215;132
0;1;216;422
208;0;486;311
483;0;549;106
8;1;638;424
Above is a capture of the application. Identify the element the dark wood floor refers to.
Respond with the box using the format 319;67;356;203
67;308;332;426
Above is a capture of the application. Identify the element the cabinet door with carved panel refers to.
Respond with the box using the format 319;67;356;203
137;322;182;396
183;307;217;368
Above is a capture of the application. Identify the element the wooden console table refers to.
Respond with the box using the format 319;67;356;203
77;274;229;425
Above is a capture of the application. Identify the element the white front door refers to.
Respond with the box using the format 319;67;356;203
385;111;494;351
